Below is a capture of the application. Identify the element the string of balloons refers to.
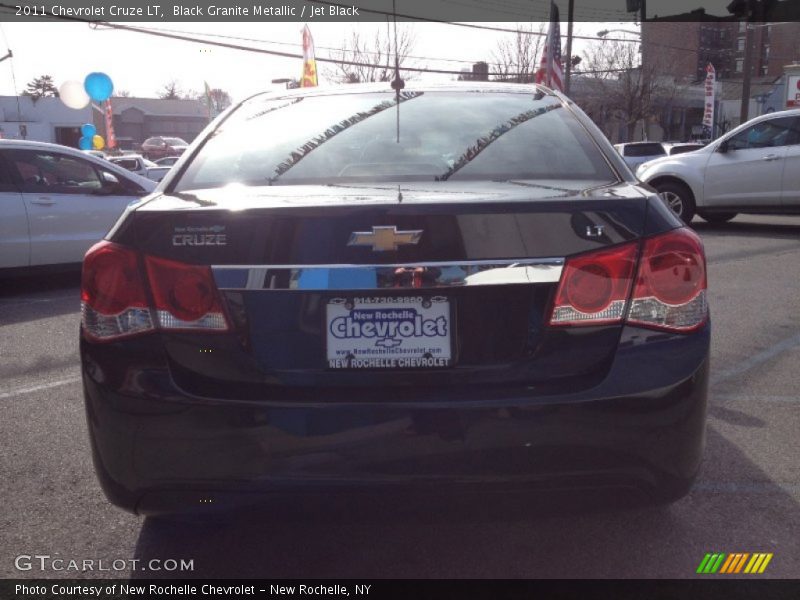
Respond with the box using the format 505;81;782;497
59;72;114;150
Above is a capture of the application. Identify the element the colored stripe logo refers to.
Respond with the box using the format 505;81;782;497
697;553;773;574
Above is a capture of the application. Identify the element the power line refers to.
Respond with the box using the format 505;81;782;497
94;20;729;70
91;20;632;78
114;24;506;68
309;1;644;43
0;1;755;60
0;2;789;82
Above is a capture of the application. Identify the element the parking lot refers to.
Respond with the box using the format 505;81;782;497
1;214;798;579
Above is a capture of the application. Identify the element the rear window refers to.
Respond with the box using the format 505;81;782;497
622;143;666;157
164;137;187;145
174;91;616;191
113;158;139;170
669;144;703;155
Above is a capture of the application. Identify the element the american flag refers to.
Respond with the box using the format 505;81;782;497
535;1;564;92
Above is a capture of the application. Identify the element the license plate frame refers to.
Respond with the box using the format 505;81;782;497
325;295;453;370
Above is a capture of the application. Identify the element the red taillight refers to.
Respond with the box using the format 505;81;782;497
628;228;708;332
548;228;708;332
81;242;229;342
81;241;154;341
549;242;638;326
145;255;229;331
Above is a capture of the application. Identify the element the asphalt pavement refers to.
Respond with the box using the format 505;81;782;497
1;214;798;579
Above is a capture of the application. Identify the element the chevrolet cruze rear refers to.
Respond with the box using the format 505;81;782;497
80;84;710;515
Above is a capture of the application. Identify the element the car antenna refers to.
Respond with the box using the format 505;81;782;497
391;0;405;204
390;0;404;145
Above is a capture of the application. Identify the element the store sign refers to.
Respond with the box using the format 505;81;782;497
702;64;715;137
787;75;800;108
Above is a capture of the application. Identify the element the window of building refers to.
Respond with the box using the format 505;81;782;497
738;21;747;32
736;58;744;72
737;37;745;52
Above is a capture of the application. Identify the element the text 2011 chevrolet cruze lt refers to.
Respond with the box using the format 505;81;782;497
80;83;710;515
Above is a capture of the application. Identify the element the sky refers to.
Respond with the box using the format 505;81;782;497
0;0;739;103
0;20;634;102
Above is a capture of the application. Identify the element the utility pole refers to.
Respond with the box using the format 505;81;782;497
739;23;753;123
564;0;574;94
739;0;765;124
740;23;754;123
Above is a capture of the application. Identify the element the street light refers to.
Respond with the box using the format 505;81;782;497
271;78;297;89
598;28;643;55
597;29;641;38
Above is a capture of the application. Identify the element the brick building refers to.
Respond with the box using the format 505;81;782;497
103;97;210;151
642;21;800;84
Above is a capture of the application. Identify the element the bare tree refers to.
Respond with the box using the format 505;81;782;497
204;88;232;114
491;24;546;83
112;89;132;98
158;79;182;100
326;26;417;84
23;75;58;103
580;40;677;142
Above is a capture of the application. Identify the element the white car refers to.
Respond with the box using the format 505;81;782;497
614;141;667;170
109;154;171;182
637;109;800;223
0;140;156;270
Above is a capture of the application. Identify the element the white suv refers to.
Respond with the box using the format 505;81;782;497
637;109;800;223
0;140;156;270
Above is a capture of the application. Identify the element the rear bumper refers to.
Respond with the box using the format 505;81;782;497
81;324;710;515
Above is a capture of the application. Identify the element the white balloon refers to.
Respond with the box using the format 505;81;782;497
60;80;90;110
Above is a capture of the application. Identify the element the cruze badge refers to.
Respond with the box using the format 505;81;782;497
172;225;227;246
347;226;422;252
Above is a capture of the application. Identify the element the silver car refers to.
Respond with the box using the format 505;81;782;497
614;142;667;170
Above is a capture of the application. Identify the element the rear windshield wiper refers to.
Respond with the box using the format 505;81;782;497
436;103;562;182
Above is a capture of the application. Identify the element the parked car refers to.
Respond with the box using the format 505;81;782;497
0;139;155;270
154;156;180;167
637;109;800;223
81;149;109;160
109;154;171;182
614;141;667;170
141;136;188;160
666;143;706;156
80;82;710;516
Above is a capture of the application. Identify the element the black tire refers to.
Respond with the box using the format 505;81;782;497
699;211;737;224
654;181;696;224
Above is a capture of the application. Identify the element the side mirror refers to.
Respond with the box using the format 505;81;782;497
94;172;124;195
717;140;730;153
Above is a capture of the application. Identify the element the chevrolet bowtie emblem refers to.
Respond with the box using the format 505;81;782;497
347;226;423;252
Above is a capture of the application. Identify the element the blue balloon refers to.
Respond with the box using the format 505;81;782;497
81;123;96;138
84;72;114;102
78;136;92;150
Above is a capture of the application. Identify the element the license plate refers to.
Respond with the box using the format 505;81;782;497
326;296;452;369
